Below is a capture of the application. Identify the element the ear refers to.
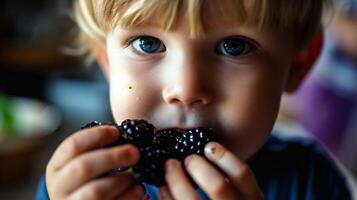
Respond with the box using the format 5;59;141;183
284;31;324;93
90;40;110;77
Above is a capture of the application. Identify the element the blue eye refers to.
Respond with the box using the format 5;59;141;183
215;37;253;56
131;36;166;54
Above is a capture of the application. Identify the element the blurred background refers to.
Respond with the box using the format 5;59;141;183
0;0;356;199
0;0;112;199
278;0;357;177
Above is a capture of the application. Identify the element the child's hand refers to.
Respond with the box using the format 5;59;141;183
161;142;264;200
45;126;145;200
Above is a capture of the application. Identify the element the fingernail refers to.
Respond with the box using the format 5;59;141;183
205;142;218;155
165;159;178;172
184;155;194;167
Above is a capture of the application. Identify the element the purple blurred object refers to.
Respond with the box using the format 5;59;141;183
293;30;357;153
295;77;357;151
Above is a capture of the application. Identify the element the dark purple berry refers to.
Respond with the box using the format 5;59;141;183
121;119;155;146
132;146;176;186
81;120;216;187
154;129;183;152
174;127;215;158
81;121;102;129
81;121;117;129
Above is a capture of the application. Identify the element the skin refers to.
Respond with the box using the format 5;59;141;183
46;1;319;199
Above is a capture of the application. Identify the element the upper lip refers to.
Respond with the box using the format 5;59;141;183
154;109;213;131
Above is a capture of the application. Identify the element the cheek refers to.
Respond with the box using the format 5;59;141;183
219;70;285;159
105;44;163;123
108;71;160;123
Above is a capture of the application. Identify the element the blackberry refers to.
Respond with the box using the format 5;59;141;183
174;127;215;158
154;129;183;152
132;146;175;186
81;120;216;187
120;119;155;146
81;121;117;129
81;121;102;129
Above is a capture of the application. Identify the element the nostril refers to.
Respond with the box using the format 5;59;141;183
169;98;180;104
173;97;208;106
162;84;212;106
163;89;212;106
201;97;211;105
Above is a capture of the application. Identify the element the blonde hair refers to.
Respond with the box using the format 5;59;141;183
73;0;332;58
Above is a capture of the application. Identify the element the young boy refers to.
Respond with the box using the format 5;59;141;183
37;0;356;199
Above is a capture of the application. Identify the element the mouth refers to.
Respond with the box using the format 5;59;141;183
154;126;218;144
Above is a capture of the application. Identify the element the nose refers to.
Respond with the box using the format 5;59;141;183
162;55;213;106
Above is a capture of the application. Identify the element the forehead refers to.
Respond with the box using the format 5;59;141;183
193;0;246;31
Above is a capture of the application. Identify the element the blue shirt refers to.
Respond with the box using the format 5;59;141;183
36;134;354;200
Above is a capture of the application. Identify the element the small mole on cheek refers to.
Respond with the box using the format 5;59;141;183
128;86;132;90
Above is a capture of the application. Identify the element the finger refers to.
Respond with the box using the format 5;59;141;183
204;142;264;199
117;184;145;200
184;155;238;200
48;126;120;172
58;144;139;194
164;159;201;200
67;172;136;200
159;186;174;200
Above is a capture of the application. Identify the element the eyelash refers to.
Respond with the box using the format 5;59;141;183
124;35;144;48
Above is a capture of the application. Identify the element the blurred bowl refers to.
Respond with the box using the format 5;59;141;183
0;97;61;183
